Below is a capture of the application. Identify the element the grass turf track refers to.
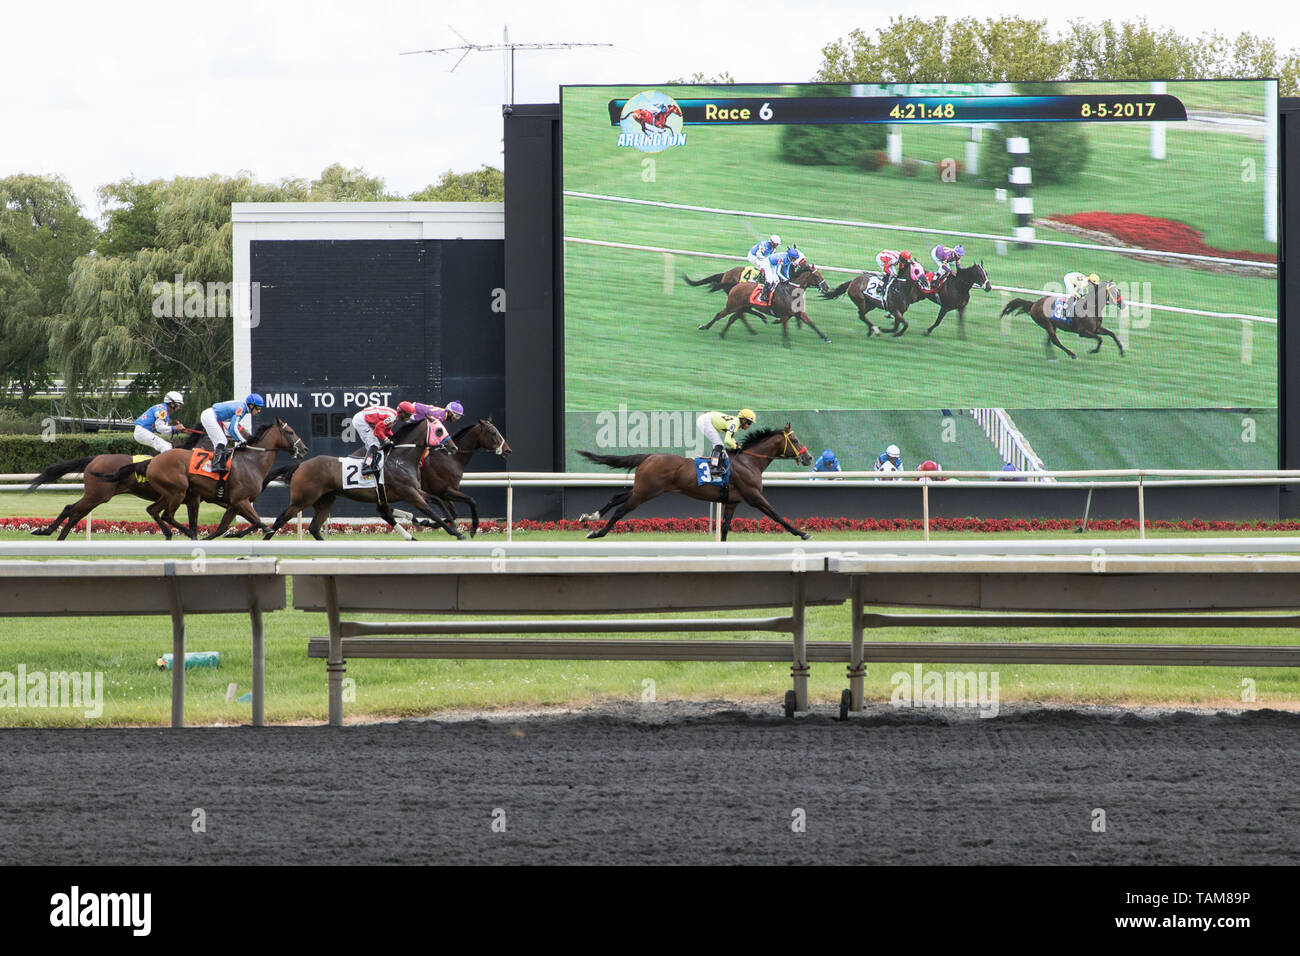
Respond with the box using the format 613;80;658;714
560;83;1276;430
1;525;1299;725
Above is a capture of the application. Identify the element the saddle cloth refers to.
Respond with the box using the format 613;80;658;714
340;456;381;489
187;448;226;477
694;457;729;487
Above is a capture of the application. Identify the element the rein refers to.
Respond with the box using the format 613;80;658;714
739;432;807;461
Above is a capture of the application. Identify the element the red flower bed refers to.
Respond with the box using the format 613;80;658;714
6;516;1300;535
1049;212;1276;263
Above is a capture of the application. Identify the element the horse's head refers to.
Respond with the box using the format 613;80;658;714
970;261;991;292
263;417;308;458
479;417;511;458
907;261;925;284
793;260;831;294
782;424;813;466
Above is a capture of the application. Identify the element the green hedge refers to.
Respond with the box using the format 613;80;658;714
980;122;1091;185
780;85;887;167
0;434;146;474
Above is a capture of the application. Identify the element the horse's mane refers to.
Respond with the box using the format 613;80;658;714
738;426;783;449
451;422;476;441
390;418;422;443
250;422;276;441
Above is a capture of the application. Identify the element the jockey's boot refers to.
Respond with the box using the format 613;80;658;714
211;443;230;471
761;281;774;305
710;444;725;469
362;448;379;476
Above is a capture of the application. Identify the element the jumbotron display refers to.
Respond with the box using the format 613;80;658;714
561;80;1279;474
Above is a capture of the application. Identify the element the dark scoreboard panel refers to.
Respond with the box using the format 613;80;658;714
249;237;505;516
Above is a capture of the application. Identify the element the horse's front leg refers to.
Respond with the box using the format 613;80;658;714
795;311;831;343
741;490;810;540
925;307;949;335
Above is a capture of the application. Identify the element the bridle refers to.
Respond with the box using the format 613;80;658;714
739;430;808;461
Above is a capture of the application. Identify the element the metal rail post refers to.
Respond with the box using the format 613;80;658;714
166;569;185;728
1138;475;1146;540
848;574;865;711
325;577;344;727
790;574;809;711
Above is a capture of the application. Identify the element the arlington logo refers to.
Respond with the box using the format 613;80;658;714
617;91;686;152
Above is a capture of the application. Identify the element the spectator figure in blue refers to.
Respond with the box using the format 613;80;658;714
810;448;842;479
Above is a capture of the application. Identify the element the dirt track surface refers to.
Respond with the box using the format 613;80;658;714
2;702;1297;865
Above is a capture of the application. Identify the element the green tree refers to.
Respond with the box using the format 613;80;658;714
781;85;886;167
411;166;504;201
0;174;96;406
48;172;309;414
817;16;1300;94
306;163;398;201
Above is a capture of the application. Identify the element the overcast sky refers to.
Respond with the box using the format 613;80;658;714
5;0;1298;218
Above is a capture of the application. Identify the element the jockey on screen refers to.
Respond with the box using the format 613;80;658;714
400;399;464;427
875;249;916;301
810;448;842;479
760;246;804;304
1057;272;1100;319
133;390;185;454
747;234;780;281
931;243;964;282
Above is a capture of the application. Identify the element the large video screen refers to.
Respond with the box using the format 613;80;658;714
561;80;1279;474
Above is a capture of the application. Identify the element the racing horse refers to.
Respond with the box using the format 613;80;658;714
578;424;814;541
90;419;306;539
682;264;760;294
27;429;207;540
261;418;460;541
999;279;1126;359
413;417;512;538
697;261;834;343
627;103;682;133
922;262;993;338
821;260;926;336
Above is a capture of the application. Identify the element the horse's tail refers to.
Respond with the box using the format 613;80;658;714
263;461;302;491
578;451;651;471
90;460;147;483
683;273;724;290
823;280;851;300
27;456;95;492
1000;298;1035;318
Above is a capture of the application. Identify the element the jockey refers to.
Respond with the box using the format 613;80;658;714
1057;272;1100;319
747;234;780;280
875;249;915;300
400;399;465;427
353;404;400;476
697;408;756;468
931;243;964;281
133;390;185;454
810;448;842;479
203;394;264;471
760;246;804;303
874;443;903;480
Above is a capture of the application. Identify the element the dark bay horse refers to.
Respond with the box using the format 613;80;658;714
822;260;926;336
413;417;512;538
578;424;814;541
698;262;833;343
922;262;992;338
94;419;306;538
682;264;760;294
1000;279;1126;359
28;429;206;540
262;418;459;541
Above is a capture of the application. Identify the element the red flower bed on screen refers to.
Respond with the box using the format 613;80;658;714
6;516;1300;535
1049;212;1276;264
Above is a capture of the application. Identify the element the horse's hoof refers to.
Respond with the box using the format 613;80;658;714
822;337;832;344
800;531;812;541
586;530;600;539
697;325;707;330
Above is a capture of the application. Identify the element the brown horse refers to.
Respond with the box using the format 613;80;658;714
922;262;992;338
28;430;207;540
1000;280;1126;359
414;417;512;538
698;262;834;343
578;424;814;541
261;418;460;541
92;419;306;539
821;260;926;336
682;264;761;294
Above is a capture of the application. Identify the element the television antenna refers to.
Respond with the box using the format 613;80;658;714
401;26;612;105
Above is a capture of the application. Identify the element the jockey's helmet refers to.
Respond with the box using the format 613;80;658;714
1087;273;1100;284
886;444;900;459
786;246;801;261
164;390;184;406
245;393;265;409
769;235;780;246
953;244;964;258
821;449;836;463
446;400;465;418
397;401;416;416
738;409;756;425
899;250;913;261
